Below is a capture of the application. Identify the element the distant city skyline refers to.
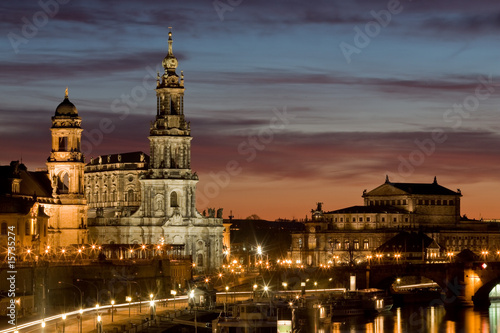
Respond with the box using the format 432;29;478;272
2;0;500;220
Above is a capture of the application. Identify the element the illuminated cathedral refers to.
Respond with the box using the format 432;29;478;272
0;32;224;273
84;31;224;272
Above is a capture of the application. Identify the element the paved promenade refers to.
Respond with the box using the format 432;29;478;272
3;298;192;333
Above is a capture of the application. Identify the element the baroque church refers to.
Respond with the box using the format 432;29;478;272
84;31;224;272
0;31;224;273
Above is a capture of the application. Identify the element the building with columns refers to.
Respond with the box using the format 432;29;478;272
85;31;224;273
289;177;500;267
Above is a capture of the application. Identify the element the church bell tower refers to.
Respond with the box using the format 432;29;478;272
139;29;198;219
47;88;85;199
45;88;87;247
149;28;191;173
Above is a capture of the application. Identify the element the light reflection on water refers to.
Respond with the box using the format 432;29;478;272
315;302;500;332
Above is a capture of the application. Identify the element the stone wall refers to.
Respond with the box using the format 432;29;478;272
0;258;191;315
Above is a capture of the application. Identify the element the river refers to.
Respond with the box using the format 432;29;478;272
317;302;500;333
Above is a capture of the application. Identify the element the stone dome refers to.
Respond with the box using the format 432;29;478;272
55;97;78;116
55;88;78;117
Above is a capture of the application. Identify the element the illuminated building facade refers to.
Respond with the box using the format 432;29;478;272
0;90;89;255
289;177;500;267
0;33;223;273
84;31;224;273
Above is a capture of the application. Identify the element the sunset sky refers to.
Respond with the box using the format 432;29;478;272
1;0;500;220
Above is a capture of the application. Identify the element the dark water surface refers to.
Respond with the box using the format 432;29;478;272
317;302;500;333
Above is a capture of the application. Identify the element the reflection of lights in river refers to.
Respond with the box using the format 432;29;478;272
396;307;402;333
431;306;436;333
375;315;384;332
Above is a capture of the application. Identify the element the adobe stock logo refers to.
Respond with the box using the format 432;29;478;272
197;106;294;207
80;64;163;156
388;75;498;181
339;0;403;64
213;0;243;21
7;0;71;54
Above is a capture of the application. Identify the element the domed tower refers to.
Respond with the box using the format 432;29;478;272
45;88;87;247
47;88;85;198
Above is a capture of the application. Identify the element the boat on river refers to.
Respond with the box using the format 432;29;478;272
329;289;393;317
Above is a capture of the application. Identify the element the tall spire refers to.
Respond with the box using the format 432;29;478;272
162;28;179;76
168;27;173;56
65;87;68;99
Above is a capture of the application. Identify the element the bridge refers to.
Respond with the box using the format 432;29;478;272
264;261;500;308
364;261;500;307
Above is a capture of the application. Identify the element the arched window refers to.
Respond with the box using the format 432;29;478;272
0;222;7;235
197;253;203;267
58;173;69;193
58;137;68;151
170;192;178;207
128;189;134;203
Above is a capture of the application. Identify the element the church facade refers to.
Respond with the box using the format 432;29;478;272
0;89;88;256
0;32;224;274
84;31;224;273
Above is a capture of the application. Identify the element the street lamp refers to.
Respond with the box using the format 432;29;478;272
150;299;156;322
225;286;229;314
128;281;142;313
282;282;288;294
171;290;177;312
253;284;257;299
61;314;66;333
79;309;83;333
126;296;132;317
95;303;100;330
482;250;489;260
394;253;401;264
190;290;197;333
97;314;102;333
58;281;83;310
76;279;99;305
111;300;115;322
